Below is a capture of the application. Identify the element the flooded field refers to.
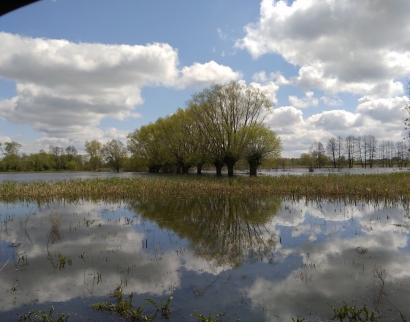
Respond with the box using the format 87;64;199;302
0;195;409;321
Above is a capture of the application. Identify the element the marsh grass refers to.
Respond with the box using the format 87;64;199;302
91;285;172;321
0;173;410;203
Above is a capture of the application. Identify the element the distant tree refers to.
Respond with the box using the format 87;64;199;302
327;137;337;168
1;141;22;156
84;140;103;171
187;81;273;176
65;146;78;162
0;141;22;171
309;141;327;168
243;125;282;176
103;140;128;172
127;123;170;173
66;160;78;171
345;135;355;168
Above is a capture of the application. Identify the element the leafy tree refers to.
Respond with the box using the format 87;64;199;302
156;109;198;173
65;146;78;162
243;125;282;176
188;81;273;176
103;139;128;172
84;140;104;170
127;123;170;173
66;160;78;171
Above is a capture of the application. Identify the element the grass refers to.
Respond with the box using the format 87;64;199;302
0;172;410;203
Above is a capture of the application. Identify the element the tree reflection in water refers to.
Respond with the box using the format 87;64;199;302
130;194;281;268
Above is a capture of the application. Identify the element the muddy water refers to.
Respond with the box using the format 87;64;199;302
0;196;409;321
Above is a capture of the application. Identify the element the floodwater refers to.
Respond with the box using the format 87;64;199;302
0;166;408;183
0;195;409;321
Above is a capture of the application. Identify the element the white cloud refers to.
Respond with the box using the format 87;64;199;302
320;96;343;107
266;95;408;157
0;33;241;141
236;0;410;97
288;91;318;108
178;60;241;89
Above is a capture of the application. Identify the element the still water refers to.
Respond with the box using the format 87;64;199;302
0;167;408;183
0;195;409;321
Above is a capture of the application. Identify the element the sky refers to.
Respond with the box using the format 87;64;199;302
0;0;409;157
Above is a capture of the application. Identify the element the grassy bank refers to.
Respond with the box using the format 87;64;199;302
0;172;409;203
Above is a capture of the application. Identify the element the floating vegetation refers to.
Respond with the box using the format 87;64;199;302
17;306;69;321
1;172;410;203
328;302;383;321
191;312;226;322
91;285;172;321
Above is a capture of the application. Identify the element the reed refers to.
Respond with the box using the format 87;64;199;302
0;172;410;203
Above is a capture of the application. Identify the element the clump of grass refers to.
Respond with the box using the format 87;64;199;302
1;172;410;203
191;312;226;322
17;306;69;321
91;285;172;321
328;301;383;321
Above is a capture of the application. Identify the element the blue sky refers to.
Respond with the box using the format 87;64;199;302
0;0;409;157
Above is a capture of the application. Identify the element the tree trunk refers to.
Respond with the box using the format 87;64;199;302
213;160;224;176
224;155;236;177
249;162;258;177
196;163;203;174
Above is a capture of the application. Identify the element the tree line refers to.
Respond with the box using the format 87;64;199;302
127;81;282;176
300;135;409;170
0;140;127;172
0;82;282;176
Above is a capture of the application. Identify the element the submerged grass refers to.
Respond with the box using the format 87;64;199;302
1;172;410;203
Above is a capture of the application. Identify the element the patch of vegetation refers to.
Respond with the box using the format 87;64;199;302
17;306;69;321
191;312;226;322
1;172;410;203
91;285;172;321
328;302;383;321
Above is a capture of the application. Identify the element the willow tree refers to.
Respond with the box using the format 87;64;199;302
243;125;282;176
156;109;197;173
187;81;273;176
84;140;104;170
127;122;170;172
103;139;128;172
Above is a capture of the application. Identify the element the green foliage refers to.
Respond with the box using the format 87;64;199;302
103;139;128;172
328;302;383;321
65;160;77;171
191;312;226;322
17;306;69;321
91;285;172;321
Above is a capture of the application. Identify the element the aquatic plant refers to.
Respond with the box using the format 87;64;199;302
191;312;226;322
328;302;383;321
1;172;410;203
91;285;172;321
17;306;69;321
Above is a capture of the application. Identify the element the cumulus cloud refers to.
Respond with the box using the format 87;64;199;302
236;0;410;97
0;32;240;140
288;91;318;108
266;95;408;157
178;60;241;89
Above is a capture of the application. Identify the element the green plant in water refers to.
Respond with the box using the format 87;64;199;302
191;312;226;322
91;285;172;321
292;315;305;322
58;254;72;270
328;301;383;321
17;305;69;321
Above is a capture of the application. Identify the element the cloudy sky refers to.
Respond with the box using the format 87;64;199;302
0;0;409;157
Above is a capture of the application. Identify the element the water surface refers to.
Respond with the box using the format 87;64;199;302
0;195;409;321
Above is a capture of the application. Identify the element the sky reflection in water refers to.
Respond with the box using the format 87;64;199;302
0;195;409;321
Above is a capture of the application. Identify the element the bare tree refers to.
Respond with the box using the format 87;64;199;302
327;137;337;168
345;135;355;168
